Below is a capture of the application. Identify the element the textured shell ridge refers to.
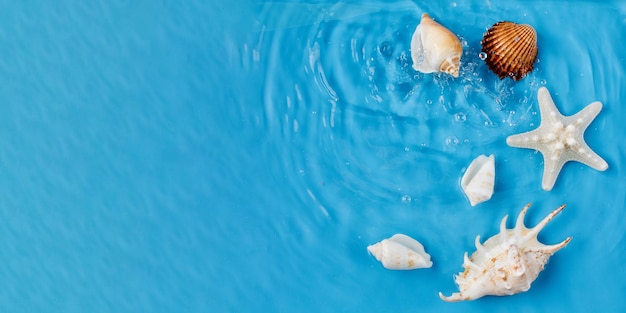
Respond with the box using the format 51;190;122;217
439;55;460;77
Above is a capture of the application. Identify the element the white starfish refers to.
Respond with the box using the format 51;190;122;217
506;87;608;191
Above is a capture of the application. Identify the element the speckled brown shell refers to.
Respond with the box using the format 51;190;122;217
481;21;538;81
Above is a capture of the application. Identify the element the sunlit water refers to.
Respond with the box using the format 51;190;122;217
0;1;624;312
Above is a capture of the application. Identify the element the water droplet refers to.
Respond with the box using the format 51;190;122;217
416;54;425;64
426;99;433;105
454;112;467;122
402;195;412;203
404;147;410;152
479;52;487;60
379;41;393;57
445;136;459;146
540;79;547;85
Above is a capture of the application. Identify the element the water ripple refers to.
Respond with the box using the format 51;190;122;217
251;1;624;308
251;1;626;309
258;1;555;219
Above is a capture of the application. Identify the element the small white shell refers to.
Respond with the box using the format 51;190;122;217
411;13;462;77
461;154;495;206
367;234;433;270
439;204;571;302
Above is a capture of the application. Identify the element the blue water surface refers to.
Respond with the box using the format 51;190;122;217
0;0;624;312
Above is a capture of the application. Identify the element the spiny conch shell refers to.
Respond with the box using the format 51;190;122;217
461;154;495;206
367;234;433;270
410;13;462;77
481;21;538;81
439;203;571;302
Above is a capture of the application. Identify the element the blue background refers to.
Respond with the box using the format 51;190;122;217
0;0;624;312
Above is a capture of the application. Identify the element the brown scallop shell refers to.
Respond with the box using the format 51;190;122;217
481;21;538;81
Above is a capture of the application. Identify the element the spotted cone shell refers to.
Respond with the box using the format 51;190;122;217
481;21;538;81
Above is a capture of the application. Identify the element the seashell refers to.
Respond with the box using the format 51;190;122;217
439;203;571;302
368;234;433;270
411;13;462;77
481;21;538;81
461;154;495;206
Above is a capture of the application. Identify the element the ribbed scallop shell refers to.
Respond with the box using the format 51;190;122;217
481;21;538;81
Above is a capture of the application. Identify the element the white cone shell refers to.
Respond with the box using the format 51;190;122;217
461;154;495;206
367;234;433;270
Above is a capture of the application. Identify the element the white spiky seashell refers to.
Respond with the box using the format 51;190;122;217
367;234;433;270
439;204;571;302
461;154;495;206
410;13;462;77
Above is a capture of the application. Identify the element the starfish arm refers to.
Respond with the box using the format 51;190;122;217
567;100;607;170
541;155;567;191
537;87;561;120
569;101;603;129
565;141;609;171
506;129;542;149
